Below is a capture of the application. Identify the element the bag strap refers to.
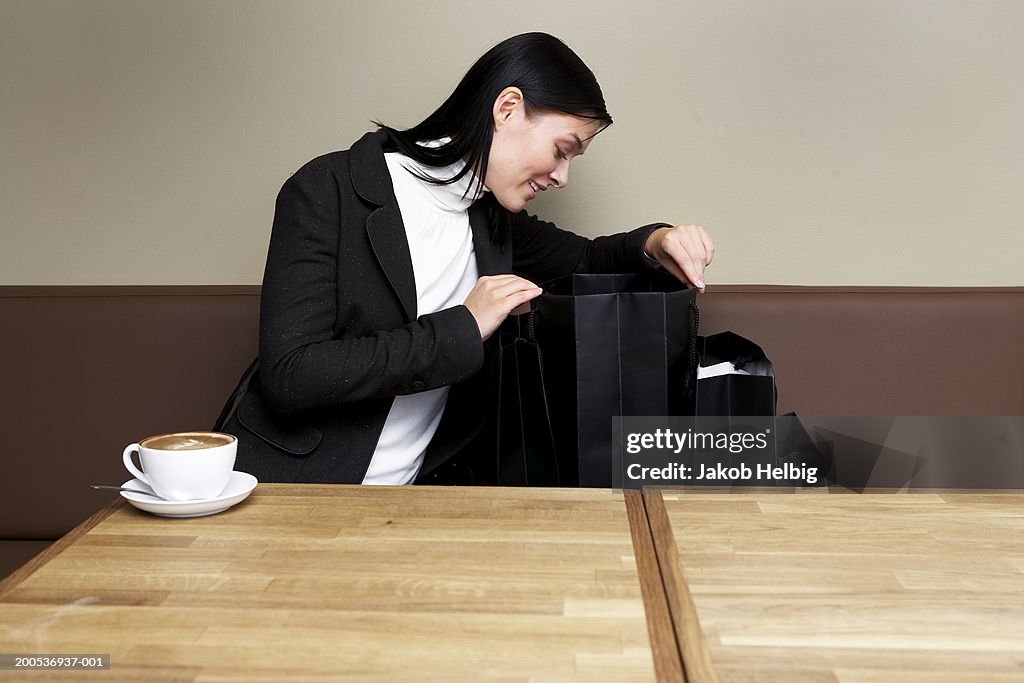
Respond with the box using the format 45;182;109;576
525;310;542;370
213;356;259;432
683;299;700;395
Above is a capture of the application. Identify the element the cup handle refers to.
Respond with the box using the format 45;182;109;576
122;443;151;487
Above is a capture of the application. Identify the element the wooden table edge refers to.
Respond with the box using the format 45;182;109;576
642;488;720;683
0;498;125;601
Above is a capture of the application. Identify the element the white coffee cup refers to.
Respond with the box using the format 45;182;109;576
122;431;237;501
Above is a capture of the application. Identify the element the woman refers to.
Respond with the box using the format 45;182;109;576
228;32;714;485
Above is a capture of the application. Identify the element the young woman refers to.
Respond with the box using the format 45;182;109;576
228;33;714;485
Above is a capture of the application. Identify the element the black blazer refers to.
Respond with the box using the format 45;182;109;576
229;131;663;484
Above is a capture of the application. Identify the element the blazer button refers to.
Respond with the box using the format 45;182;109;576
411;380;425;392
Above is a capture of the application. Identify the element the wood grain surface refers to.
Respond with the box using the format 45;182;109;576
0;485;659;681
656;491;1024;682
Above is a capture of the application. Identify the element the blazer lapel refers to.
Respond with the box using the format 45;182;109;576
350;132;514;318
469;200;511;276
351;132;417;322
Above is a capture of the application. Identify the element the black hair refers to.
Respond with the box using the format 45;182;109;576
374;32;612;199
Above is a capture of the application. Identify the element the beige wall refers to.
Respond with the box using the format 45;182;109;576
2;0;1021;286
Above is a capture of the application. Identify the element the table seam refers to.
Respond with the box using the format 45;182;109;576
624;489;685;682
642;488;720;683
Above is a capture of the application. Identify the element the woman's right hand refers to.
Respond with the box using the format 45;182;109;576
463;275;543;341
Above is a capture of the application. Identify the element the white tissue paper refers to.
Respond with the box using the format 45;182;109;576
697;361;751;380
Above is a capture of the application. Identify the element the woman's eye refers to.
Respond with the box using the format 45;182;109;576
556;148;568;160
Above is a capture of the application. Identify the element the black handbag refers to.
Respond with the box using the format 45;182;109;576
213;358;325;482
213;357;258;433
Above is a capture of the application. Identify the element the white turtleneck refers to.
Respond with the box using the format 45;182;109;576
361;150;481;485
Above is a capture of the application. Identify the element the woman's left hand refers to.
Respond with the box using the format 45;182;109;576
643;224;716;293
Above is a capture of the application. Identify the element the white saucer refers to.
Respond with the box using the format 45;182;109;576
120;471;258;518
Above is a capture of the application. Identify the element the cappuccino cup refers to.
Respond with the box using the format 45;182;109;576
122;431;237;501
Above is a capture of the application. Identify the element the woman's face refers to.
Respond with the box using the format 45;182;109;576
485;89;601;212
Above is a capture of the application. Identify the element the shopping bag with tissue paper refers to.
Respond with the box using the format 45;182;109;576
696;332;827;485
696;331;777;416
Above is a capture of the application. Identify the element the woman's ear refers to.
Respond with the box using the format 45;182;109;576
492;87;524;130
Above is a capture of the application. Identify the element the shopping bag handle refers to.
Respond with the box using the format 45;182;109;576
684;299;700;395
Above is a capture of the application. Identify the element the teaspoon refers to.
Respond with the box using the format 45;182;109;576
90;485;163;498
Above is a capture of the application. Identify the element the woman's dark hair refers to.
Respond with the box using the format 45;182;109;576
375;32;612;198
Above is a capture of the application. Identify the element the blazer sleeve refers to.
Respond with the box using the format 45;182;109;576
257;158;484;414
508;209;669;283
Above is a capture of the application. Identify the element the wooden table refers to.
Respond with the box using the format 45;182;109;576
646;490;1024;683
3;486;1022;681
0;485;678;681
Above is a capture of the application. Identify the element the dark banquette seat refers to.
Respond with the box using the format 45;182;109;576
1;285;1021;579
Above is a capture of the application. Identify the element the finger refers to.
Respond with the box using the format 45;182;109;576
499;287;543;317
675;226;711;286
696;225;716;265
654;239;696;288
489;276;541;299
514;285;543;304
678;225;709;266
659;258;691;288
477;274;527;289
676;224;714;267
663;237;705;290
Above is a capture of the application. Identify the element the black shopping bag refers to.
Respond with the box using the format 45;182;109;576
520;271;699;487
696;332;825;486
696;332;777;417
693;332;778;482
492;314;560;486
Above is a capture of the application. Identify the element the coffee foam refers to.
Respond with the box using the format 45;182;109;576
141;432;235;451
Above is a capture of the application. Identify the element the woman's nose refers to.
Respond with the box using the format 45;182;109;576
549;160;570;189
